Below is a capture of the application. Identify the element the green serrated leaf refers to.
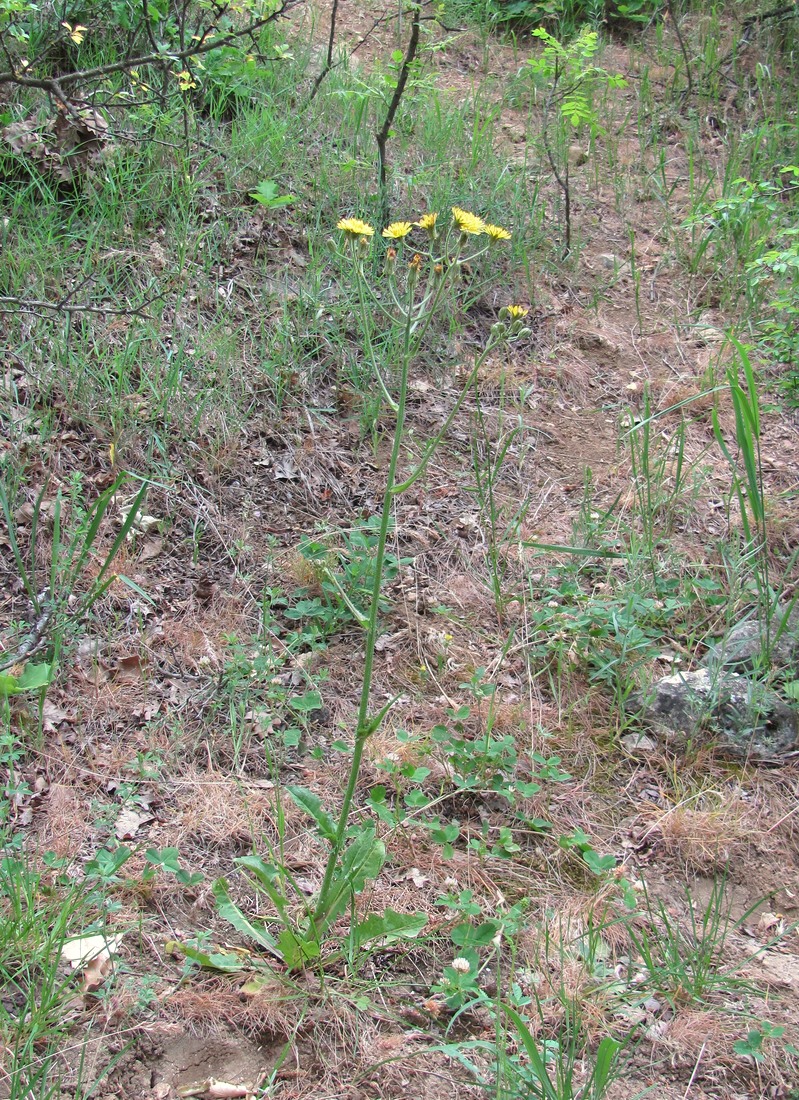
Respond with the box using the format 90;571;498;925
250;179;295;208
286;786;337;842
166;941;245;972
290;689;323;713
355;908;428;947
213;878;282;959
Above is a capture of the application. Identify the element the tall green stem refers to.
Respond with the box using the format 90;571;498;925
312;293;414;928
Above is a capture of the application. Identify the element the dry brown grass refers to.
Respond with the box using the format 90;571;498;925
40;781;94;859
637;786;763;873
173;767;281;846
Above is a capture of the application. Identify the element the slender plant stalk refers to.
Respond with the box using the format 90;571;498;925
312;226;516;930
312;296;415;926
375;3;421;227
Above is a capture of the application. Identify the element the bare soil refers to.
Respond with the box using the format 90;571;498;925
2;2;799;1098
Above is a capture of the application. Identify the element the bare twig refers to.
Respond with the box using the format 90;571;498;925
375;2;421;228
665;0;693;99
309;0;340;101
0;290;161;320
742;3;799;28
0;601;54;673
0;0;302;95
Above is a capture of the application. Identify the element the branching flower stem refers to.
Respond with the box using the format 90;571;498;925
313;208;520;946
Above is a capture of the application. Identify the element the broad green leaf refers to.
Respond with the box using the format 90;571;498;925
233;855;292;923
250;180;295;208
584;849;617;875
286;786;337;842
316;829;385;931
355;909;428;947
276;927;320;969
0;662;52;696
213;878;282;959
166;941;245;972
452;920;501;948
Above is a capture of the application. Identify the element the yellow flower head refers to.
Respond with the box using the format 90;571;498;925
484;223;512;242
382;221;413;239
506;305;529;320
452;207;486;235
337;217;375;240
415;212;438;237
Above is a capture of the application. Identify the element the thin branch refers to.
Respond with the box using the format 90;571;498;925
665;0;693;99
0;0;301;93
375;3;422;228
742;2;799;28
0;291;161;320
303;9;393;105
309;0;339;101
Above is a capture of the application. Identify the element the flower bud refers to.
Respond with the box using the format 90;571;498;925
407;252;422;290
385;247;397;274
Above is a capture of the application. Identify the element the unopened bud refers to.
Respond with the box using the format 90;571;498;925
385;247;397;273
408;252;422;289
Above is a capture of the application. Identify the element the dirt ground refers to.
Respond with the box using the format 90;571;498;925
2;1;799;1098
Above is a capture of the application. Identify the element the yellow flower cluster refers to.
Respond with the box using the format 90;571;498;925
336;208;511;245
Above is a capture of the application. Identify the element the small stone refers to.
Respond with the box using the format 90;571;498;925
703;603;799;672
568;144;589;166
621;732;657;753
633;668;798;761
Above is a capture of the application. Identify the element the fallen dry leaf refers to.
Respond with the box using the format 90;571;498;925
41;700;71;729
138;536;164;563
115;807;154;840
61;933;124;968
82;950;113;993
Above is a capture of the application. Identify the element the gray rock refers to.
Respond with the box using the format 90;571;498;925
703;602;799;673
568;144;589;166
636;668;798;761
621;732;657;753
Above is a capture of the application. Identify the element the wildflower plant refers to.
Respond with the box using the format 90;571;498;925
210;208;529;973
